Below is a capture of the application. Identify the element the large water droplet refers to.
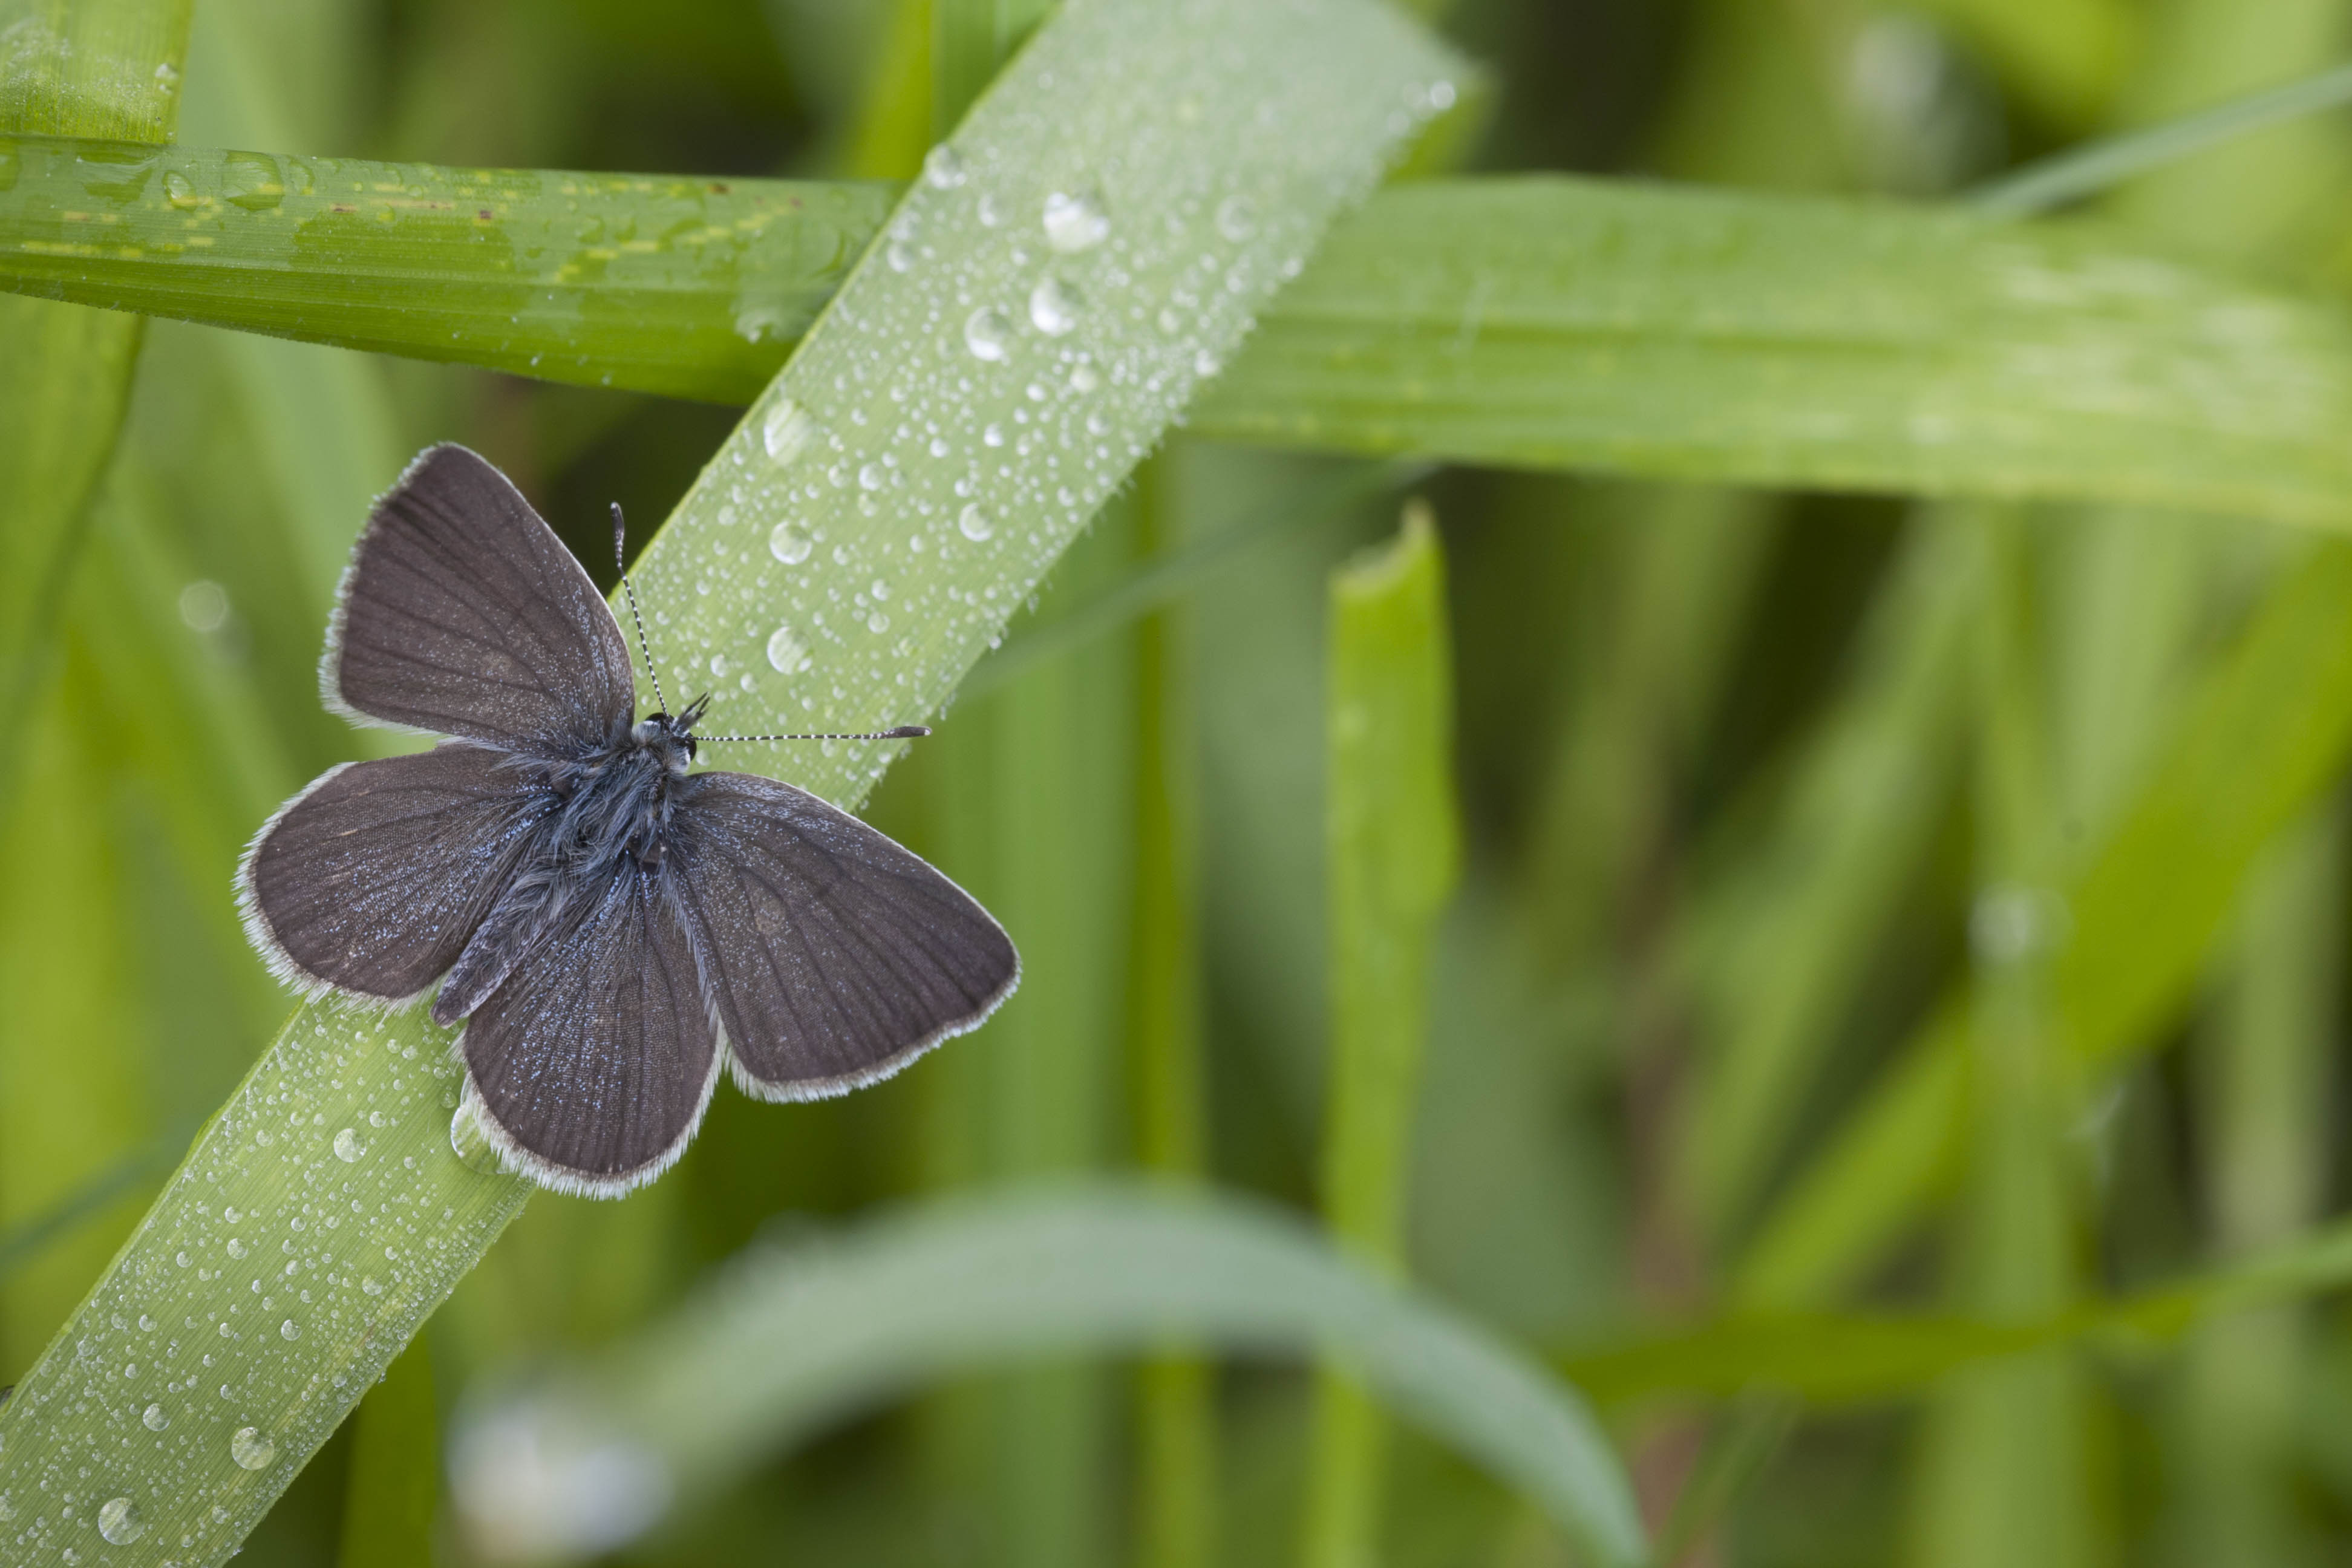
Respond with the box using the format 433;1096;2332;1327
766;626;808;673
226;1238;247;1260
923;145;967;189
867;611;890;633
762;399;818;465
1215;195;1257;242
163;171;198;209
858;463;885;491
768;523;813;566
1042;189;1111;253
221;151;284;212
1029;277;1081;336
959;505;995;542
230;1427;276;1470
332;1127;362;1163
142;1403;169;1432
280;1319;301;1341
362;1275;384;1296
964;307;1011;362
178;583;227;630
98;1497;144;1545
449;1103;505;1174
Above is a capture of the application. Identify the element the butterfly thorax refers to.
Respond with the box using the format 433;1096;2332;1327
430;712;705;1028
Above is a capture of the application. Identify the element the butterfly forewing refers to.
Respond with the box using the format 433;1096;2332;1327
240;744;553;1002
668;772;1019;1098
330;443;636;754
461;861;719;1192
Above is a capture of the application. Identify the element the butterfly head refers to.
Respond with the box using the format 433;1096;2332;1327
632;693;711;773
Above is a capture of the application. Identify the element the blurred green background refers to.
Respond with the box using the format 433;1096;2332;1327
13;0;2352;1564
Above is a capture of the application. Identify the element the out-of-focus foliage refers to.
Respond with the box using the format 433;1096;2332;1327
11;0;2352;1564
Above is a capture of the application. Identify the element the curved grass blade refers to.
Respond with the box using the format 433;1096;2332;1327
0;1;1465;1562
0;133;893;403
1191;178;2352;529
16;149;2352;531
449;1188;1645;1568
1565;1201;2352;1410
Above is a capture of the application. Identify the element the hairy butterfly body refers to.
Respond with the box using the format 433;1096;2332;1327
239;444;1019;1195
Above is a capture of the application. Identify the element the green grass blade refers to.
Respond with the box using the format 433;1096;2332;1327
1127;459;1216;1568
1191;178;2352;529
334;1336;439;1568
450;1188;1646;1568
21;154;2352;530
0;132;893;403
1737;537;2352;1307
0;0;191;795
1968;59;2352;215
1569;1198;2352;1410
1305;506;1460;1568
0;1;1462;1561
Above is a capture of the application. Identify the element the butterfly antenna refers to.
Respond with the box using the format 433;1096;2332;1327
699;726;933;743
612;502;668;715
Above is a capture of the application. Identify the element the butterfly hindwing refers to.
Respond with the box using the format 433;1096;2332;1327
328;443;637;754
239;743;552;1003
459;859;720;1192
667;772;1019;1099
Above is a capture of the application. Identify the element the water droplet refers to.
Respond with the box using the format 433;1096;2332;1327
280;1319;300;1341
959;505;994;542
886;241;913;272
870;579;891;601
1429;79;1458;111
332;1127;362;1163
766;626;808;673
736;304;791;344
1042;189;1110;253
768;523;814;565
230;1427;275;1470
226;1238;247;1260
762;399;818;465
964;307;1011;362
221;150;283;212
163;171;198;209
1156;306;1184;334
1070;364;1102;393
1215;195;1258;242
867;612;890;634
923;145;967;188
1029;276;1081;336
177;579;229;631
449;1102;504;1174
984;423;1005;447
153;61;180;91
977;192;1003;227
142;1404;168;1431
137;1313;155;1332
98;1497;144;1546
361;1276;384;1297
858;463;885;491
1194;349;1222;378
